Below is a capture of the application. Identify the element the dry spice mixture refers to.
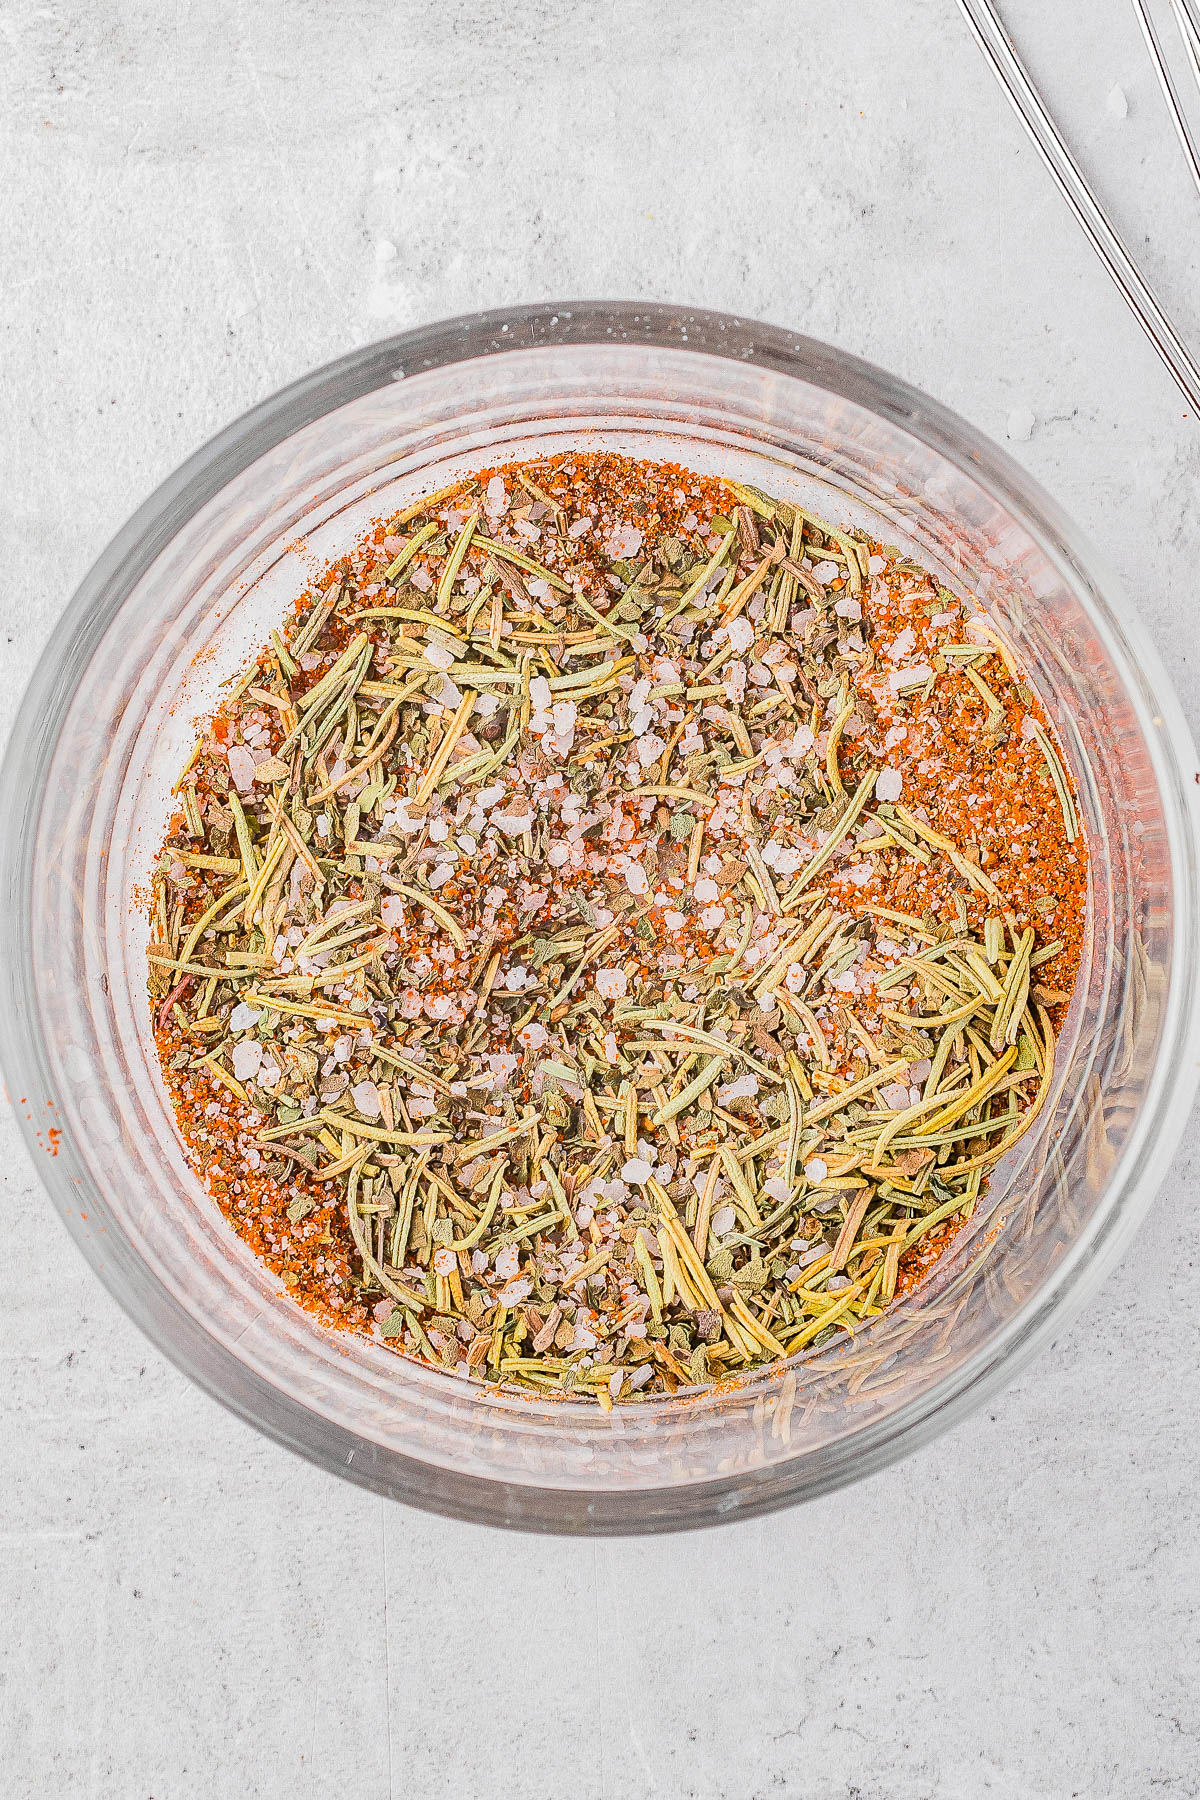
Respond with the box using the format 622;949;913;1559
148;453;1086;1405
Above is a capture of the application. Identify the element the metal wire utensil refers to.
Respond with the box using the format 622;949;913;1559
956;0;1200;412
1170;0;1200;90
1132;0;1200;200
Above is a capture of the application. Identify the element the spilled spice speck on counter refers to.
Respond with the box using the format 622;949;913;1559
147;453;1086;1403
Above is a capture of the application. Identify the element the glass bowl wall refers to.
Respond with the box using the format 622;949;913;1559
2;303;1196;1533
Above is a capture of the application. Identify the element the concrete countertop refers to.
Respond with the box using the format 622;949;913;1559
4;3;1199;1795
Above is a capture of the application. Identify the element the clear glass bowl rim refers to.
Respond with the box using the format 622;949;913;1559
3;299;1199;1534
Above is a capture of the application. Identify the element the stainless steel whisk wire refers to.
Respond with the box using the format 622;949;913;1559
956;0;1200;414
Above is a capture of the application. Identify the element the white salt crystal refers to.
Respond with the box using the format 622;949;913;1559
595;967;628;999
230;1002;260;1032
876;767;903;803
804;1157;828;1183
227;745;257;792
493;801;533;835
718;1073;759;1104
432;1248;458;1276
351;1080;381;1119
494;1243;521;1279
888;664;933;690
231;1039;263;1082
726;616;755;653
624;863;648;894
485;476;507;515
621;1157;653;1185
499;1278;533;1306
694;877;720;903
710;1204;737;1236
606;523;643;559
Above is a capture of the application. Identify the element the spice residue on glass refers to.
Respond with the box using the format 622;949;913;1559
148;453;1086;1404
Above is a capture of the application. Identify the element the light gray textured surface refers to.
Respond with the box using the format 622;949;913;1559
4;2;1200;1795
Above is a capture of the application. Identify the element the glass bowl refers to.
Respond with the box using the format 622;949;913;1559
3;302;1197;1535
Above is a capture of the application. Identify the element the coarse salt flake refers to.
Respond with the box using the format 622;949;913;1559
227;745;257;792
231;1040;263;1082
351;1080;381;1119
606;523;643;559
423;639;456;670
595;967;628;1000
